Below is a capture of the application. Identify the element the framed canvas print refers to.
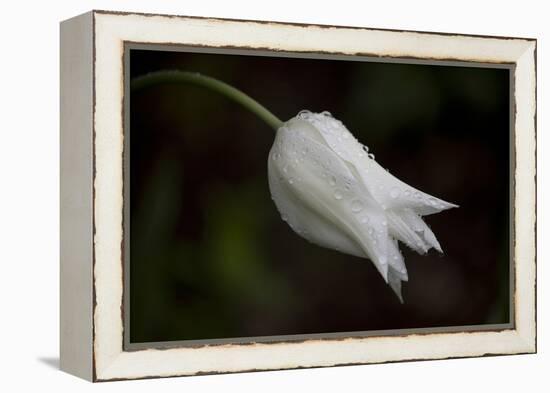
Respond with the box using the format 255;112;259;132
60;10;537;382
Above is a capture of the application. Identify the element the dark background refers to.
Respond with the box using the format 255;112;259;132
129;48;510;344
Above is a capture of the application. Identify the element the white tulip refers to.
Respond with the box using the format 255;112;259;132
268;110;458;302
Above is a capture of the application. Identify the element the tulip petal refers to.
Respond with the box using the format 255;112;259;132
268;157;366;259
361;159;459;216
388;269;404;303
386;210;429;254
398;208;443;253
296;111;458;216
386;238;408;281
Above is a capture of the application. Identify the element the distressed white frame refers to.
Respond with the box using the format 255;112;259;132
60;10;536;382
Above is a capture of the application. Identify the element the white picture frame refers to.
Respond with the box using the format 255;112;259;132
60;10;536;382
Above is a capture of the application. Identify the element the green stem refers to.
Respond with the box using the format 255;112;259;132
131;71;283;131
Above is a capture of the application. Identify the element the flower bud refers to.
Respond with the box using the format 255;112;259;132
268;111;458;301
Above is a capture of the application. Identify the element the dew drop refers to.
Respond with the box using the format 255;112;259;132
382;220;388;226
379;256;387;265
368;228;374;235
288;178;294;185
368;153;375;159
393;255;399;260
404;190;411;197
328;176;337;186
334;190;344;200
351;200;364;213
360;216;370;224
282;165;288;173
390;187;400;199
414;191;422;199
281;214;288;222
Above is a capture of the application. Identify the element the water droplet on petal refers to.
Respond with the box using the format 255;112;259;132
390;187;400;199
288;178;294;185
382;220;387;226
329;176;337;186
281;214;288;222
404;190;411;197
351;200;364;213
379;256;387;265
360;216;370;224
334;190;343;200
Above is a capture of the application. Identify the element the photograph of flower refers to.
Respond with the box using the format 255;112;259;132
127;47;511;346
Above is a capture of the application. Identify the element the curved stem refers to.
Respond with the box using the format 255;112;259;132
131;70;283;131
